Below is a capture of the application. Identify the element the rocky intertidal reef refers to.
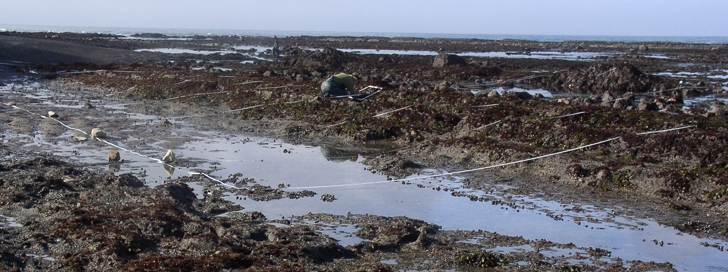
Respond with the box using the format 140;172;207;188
58;56;728;239
2;32;728;270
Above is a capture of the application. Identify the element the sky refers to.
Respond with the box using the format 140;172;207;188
1;0;727;37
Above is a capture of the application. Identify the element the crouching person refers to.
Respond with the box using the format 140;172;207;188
319;73;356;98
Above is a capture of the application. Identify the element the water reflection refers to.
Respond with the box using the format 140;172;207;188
320;146;358;162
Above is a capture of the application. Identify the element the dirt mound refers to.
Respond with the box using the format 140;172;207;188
544;63;669;95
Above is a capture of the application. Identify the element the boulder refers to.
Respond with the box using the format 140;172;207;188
82;101;95;109
108;150;121;162
706;107;726;117
157;118;174;127
432;53;467;67
91;128;106;138
602;91;615;102
612;98;629;109
162;149;175;163
637;98;659;111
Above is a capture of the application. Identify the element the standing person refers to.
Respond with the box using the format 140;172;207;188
272;35;281;58
319;73;356;97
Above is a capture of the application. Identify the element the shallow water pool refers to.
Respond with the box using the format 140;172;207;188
1;81;727;271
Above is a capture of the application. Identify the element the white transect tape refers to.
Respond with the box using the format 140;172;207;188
8;102;259;190
288;124;694;190
471;103;500;108
551;111;586;119
227;104;264;112
636;125;694;135
372;105;412;118
5;101;695;192
12;104;174;166
164;90;229;101
188;172;240;189
287;137;622;190
324;105;414;129
465;120;502;133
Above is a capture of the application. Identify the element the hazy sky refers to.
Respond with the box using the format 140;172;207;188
2;0;726;37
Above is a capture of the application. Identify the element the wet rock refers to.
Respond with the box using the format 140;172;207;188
162;149;175;163
622;92;635;101
435;81;451;91
705;106;726;117
503;91;532;100
666;93;684;104
565;164;589;180
108;150;121;162
612;98;629;109
114;173;144;188
354;217;438;251
432;53;467;67
654;98;669;110
637;98;659;111
594;168;613;184
545;63;663;95
91;127;106;138
602;91;615;102
157;118;174;127
320;194;336;202
82;100;95;109
285;47;354;68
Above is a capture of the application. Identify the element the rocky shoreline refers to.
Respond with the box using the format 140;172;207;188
1;31;727;271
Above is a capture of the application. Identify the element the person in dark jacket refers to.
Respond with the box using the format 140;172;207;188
319;73;356;97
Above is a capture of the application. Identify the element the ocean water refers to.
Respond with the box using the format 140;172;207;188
2;24;728;44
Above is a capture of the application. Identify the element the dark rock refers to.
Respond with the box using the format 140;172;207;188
544;64;663;95
706;107;726;117
504;91;532;100
637;98;659;111
433;53;467;67
108;150;121;162
612;98;629;109
565;164;589;180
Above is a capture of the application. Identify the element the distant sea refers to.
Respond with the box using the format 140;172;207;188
2;24;728;44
